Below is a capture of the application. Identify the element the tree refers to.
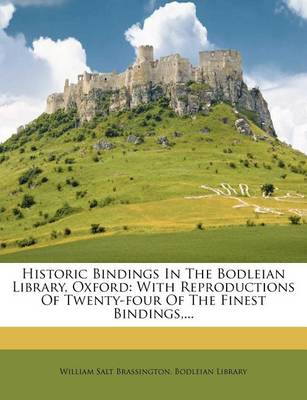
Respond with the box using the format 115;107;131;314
90;224;106;234
21;194;35;209
289;215;301;225
261;184;275;197
64;228;72;236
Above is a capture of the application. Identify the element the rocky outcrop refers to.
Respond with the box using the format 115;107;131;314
62;79;275;137
235;118;252;136
237;86;275;136
157;136;171;147
93;140;115;151
127;135;144;145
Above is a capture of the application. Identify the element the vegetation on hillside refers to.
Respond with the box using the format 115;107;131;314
0;100;306;255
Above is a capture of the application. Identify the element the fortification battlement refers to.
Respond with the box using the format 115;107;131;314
46;45;243;114
136;45;154;64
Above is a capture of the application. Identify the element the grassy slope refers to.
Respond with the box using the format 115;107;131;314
0;101;306;257
0;226;306;262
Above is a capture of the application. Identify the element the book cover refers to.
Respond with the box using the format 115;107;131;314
0;1;306;399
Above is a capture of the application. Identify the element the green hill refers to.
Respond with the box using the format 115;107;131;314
0;100;306;258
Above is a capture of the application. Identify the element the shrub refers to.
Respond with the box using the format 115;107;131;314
49;203;75;223
41;177;48;184
55;166;64;173
154;114;162;122
66;178;79;187
64;228;72;236
140;119;148;127
18;167;42;185
21;194;35;209
0;243;7;249
33;221;47;228
13;208;24;220
289;215;301;225
158;97;170;108
134;105;146;114
89;199;98;209
229;162;237;169
0;155;9;164
263;163;272;170
261;183;275;197
196;222;205;230
76;191;87;199
93;155;100;163
105;128;120;138
65;158;75;165
246;219;256;227
50;230;58;240
48;154;56;162
90;224;106;234
75;133;85;142
99;196;116;207
278;159;286;168
16;237;37;248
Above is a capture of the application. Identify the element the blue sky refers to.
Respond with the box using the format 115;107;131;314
1;0;307;153
6;0;307;74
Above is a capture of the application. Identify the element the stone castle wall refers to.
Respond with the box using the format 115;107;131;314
45;45;275;136
46;45;243;114
199;50;242;76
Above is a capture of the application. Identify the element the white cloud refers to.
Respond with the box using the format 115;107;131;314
0;3;14;28
32;37;90;89
0;2;89;142
247;69;307;154
125;1;212;64
0;94;45;136
283;0;307;19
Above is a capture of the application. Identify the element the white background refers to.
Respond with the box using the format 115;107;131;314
0;263;306;327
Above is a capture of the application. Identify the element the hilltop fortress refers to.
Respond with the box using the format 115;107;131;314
46;45;275;136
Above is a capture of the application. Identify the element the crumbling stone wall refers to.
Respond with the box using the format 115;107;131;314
47;46;243;114
45;45;275;136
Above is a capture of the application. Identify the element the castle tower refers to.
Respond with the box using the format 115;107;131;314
136;45;154;64
199;50;242;79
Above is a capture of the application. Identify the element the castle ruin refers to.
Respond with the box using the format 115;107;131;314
47;46;242;113
46;45;275;136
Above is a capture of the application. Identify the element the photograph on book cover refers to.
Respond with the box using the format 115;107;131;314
0;0;306;398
